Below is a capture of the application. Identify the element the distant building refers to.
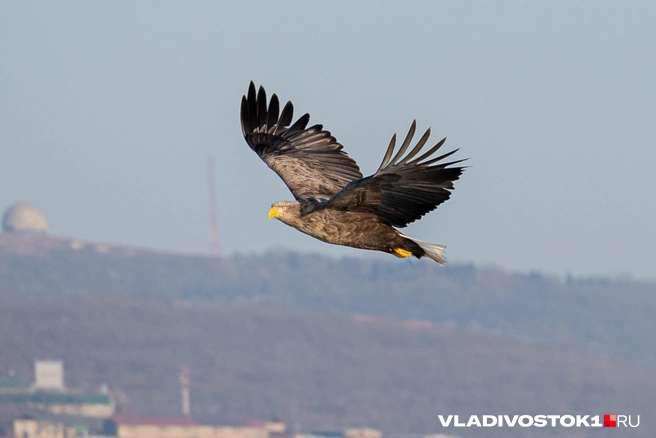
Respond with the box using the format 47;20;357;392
0;389;115;418
112;417;270;438
2;201;48;233
13;418;66;438
0;370;27;391
33;361;65;391
0;361;115;418
13;417;109;438
344;428;382;438
250;420;286;433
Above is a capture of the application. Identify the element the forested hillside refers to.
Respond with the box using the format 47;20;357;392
1;233;655;367
1;296;655;437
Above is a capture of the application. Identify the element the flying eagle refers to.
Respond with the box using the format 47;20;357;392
240;82;465;264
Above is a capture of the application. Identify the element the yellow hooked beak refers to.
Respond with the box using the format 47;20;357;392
268;206;282;219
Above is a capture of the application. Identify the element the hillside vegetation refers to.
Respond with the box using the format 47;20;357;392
1;296;655;437
1;234;654;366
1;234;655;436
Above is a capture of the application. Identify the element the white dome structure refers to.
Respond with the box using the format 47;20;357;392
2;202;48;233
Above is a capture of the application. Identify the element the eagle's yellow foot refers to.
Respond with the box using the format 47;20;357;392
392;248;412;258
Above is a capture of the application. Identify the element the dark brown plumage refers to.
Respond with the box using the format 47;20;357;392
240;82;466;264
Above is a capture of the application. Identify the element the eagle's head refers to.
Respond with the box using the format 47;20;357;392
268;200;301;223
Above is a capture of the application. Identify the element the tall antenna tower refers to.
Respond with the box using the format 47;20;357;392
179;365;191;417
207;156;221;255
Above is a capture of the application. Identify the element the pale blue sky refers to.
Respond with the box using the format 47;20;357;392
1;2;655;279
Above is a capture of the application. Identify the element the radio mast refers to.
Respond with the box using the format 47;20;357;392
207;156;221;255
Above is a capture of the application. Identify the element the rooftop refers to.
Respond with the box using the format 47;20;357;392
112;416;197;426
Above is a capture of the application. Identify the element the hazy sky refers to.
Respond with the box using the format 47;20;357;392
1;2;655;280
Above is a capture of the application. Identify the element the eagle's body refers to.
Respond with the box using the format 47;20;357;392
270;200;414;255
240;82;465;264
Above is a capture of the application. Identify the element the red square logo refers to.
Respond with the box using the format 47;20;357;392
604;414;617;428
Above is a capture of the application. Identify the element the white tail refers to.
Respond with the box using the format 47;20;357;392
401;234;447;265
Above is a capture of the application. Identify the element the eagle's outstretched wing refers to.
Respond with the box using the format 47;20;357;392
241;82;362;200
325;120;466;228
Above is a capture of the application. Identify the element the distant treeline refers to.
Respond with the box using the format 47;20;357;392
1;236;655;367
1;297;655;437
1;237;656;436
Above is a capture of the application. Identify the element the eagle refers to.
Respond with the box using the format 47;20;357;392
240;82;465;264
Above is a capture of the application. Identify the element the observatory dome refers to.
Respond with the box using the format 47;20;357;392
2;202;48;233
